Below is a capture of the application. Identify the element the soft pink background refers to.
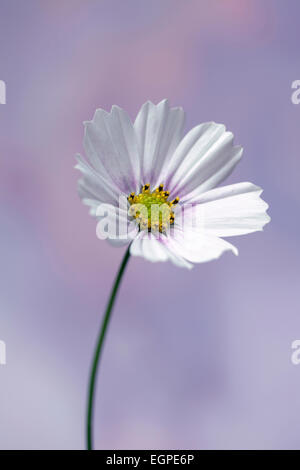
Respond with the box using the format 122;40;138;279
0;0;299;449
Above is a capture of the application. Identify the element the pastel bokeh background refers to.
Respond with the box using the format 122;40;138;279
0;0;299;450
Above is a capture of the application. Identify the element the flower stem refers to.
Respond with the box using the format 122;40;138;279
86;245;131;450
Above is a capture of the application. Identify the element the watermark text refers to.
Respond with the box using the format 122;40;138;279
291;340;300;365
0;80;6;104
0;340;6;365
291;80;300;104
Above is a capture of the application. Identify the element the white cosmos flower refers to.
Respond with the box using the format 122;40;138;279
76;99;270;269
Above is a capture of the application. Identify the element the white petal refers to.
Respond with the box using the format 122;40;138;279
166;228;238;264
130;232;170;263
79;197;103;217
165;122;242;201
164;245;194;269
107;236;136;247
129;231;193;268
134;99;185;188
188;182;271;236
83;106;140;195
75;154;121;207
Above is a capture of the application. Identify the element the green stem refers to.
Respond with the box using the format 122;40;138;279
86;245;131;450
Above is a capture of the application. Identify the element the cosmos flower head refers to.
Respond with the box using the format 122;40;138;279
76;99;270;269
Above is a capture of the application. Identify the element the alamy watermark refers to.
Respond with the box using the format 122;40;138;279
291;340;300;365
0;340;6;365
95;196;206;242
0;80;6;358
0;80;6;104
291;80;300;105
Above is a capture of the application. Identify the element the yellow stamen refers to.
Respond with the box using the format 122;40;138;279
171;197;180;206
128;184;178;233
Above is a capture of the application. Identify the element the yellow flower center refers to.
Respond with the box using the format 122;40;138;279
127;184;179;233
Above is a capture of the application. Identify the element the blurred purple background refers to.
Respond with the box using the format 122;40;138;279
0;0;299;450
